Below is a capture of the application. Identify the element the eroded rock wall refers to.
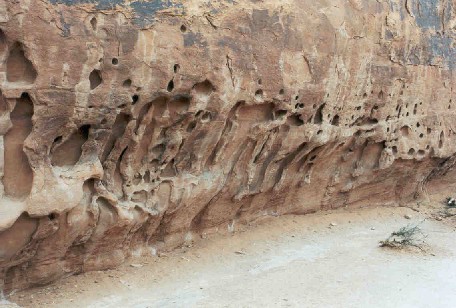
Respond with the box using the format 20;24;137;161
1;0;456;291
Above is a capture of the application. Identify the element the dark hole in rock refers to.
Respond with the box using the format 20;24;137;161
6;43;37;84
274;110;287;119
51;125;91;167
151;144;166;157
439;132;444;148
287;114;304;126
400;126;410;136
144;170;151;183
90;17;97;31
255;89;263;100
4;93;34;198
123;79;132;87
187;121;197;132
83;178;96;195
193;80;215;98
101;113;131;162
79;124;91;139
89;69;102;90
132;95;139;105
201;112;212;123
313;104;325;124
0;29;6;54
167;80;174;92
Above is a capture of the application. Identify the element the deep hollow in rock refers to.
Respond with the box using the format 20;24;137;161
6;43;37;84
3;93;34;198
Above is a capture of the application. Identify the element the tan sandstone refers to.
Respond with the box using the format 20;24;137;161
0;0;456;292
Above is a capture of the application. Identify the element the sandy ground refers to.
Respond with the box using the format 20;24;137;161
3;205;456;308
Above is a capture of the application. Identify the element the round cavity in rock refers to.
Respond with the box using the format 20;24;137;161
123;79;132;87
90;17;97;31
167;80;174;92
53;136;62;143
89;69;102;90
112;58;119;65
255;89;263;100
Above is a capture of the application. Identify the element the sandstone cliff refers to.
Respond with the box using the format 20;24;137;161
1;0;456;291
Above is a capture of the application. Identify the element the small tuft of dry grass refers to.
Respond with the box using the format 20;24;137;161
379;224;427;250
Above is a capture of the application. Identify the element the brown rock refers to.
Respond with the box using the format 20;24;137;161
0;0;456;291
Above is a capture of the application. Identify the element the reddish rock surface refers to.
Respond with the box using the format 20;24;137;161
1;0;456;291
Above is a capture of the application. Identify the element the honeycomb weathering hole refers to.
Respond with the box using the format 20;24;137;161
89;69;102;90
6;43;37;84
90;17;97;31
123;79;132;87
167;79;174;92
51;125;91;167
193;80;215;98
3;93;34;198
0;29;6;54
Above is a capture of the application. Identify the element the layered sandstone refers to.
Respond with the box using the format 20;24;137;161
1;0;456;291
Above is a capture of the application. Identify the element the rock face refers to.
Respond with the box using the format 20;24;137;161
1;0;456;291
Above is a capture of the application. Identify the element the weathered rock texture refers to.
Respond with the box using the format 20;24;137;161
1;0;456;291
